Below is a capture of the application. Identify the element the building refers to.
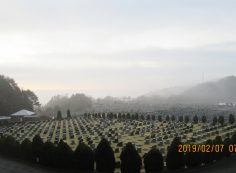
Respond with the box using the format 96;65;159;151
0;116;11;125
11;109;38;122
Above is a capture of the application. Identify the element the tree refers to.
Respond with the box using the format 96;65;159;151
158;115;162;122
166;115;170;122
95;138;115;173
67;109;72;119
229;114;235;124
57;110;62;120
20;138;33;161
202;139;214;164
74;142;94;171
178;116;183;122
166;137;185;170
144;148;164;173
171;115;176;122
39;141;56;167
213;136;223;160
212;116;218;126
23;89;40;107
231;132;236;144
184;115;189;123
193;115;199;124
0;75;39;116
223;138;231;157
201;115;207;123
54;140;73;168
32;135;44;162
120;143;142;173
185;151;202;168
218;116;224;126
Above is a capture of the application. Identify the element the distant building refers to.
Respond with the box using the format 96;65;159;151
0;116;11;125
11;109;38;122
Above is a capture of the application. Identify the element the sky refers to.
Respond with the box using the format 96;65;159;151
1;0;236;104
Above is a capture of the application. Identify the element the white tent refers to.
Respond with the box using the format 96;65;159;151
11;109;35;116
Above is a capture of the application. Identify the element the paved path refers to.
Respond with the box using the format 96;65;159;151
0;156;236;173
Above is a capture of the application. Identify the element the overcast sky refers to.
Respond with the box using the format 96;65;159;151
1;0;236;104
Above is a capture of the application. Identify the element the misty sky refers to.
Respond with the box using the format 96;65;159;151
1;0;236;104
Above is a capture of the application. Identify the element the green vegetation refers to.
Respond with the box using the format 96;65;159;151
0;75;39;116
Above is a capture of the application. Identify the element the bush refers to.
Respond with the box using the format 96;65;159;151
120;142;142;173
144;147;164;173
95;138;115;173
74;142;94;171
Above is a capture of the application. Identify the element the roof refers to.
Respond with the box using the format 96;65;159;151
0;116;11;120
11;109;35;116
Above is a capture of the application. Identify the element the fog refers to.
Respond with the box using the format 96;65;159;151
1;0;236;104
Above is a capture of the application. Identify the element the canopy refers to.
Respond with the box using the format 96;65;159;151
11;109;35;116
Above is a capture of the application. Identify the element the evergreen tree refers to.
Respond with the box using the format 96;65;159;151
74;142;94;171
223;138;231;157
32;135;44;162
185;151;202;168
20;138;33;161
120;143;142;173
39;141;56;167
212;116;218;126
144;147;164;173
201;115;207;123
57;110;62;120
184;115;189;123
158;115;162;122
229;114;235;124
67;109;72;119
202;139;214;164
166;137;185;170
178;116;183;122
166;115;170;122
213;136;224;160
193;115;199;124
54;140;73;168
218;116;224;126
95;138;115;173
171;115;176;122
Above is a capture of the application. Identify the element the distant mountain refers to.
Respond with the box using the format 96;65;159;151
145;76;236;105
145;86;190;98
178;76;236;104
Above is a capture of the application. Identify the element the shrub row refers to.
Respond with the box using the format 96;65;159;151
0;133;236;173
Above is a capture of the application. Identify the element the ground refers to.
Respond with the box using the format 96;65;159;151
0;156;236;173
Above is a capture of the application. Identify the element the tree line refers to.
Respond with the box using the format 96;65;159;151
0;133;236;173
77;112;235;126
